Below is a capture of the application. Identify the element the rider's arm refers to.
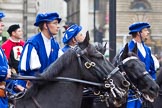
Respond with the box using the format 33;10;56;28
19;44;41;76
0;49;10;81
14;44;41;90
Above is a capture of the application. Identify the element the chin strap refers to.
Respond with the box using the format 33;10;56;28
46;23;54;38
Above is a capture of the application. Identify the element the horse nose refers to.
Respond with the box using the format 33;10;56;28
122;80;130;88
151;84;159;95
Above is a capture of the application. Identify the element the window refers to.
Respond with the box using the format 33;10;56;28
130;0;151;11
95;0;99;10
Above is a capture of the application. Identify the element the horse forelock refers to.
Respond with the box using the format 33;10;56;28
128;52;138;57
88;44;103;58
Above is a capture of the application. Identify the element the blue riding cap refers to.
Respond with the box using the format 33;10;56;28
0;12;5;19
129;22;150;34
62;24;82;44
34;12;62;26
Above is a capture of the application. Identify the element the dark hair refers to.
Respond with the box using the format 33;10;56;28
38;22;45;31
7;24;20;36
131;32;138;38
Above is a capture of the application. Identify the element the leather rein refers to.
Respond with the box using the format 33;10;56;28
118;56;150;101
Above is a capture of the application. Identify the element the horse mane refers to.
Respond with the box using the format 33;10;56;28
41;49;76;80
127;52;138;57
24;49;77;99
113;42;138;66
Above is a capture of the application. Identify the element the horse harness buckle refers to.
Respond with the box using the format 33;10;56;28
85;62;96;69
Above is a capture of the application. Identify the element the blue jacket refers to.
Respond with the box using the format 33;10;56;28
17;33;60;87
0;48;9;108
128;40;156;79
62;45;71;52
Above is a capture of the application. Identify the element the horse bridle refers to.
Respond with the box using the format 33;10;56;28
73;45;128;107
73;45;107;80
118;56;150;101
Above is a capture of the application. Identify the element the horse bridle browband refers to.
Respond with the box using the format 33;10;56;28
121;56;150;81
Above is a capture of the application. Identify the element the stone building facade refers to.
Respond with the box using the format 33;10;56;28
117;0;162;55
0;0;67;45
1;0;162;55
65;0;162;55
0;0;37;40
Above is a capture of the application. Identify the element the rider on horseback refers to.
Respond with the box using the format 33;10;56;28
62;24;84;52
126;22;156;108
0;11;12;108
15;12;63;90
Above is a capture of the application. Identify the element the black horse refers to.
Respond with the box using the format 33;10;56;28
83;42;159;108
112;43;159;108
152;67;162;108
14;32;130;108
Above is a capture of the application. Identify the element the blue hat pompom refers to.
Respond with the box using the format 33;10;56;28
34;12;62;26
0;12;5;19
129;22;150;34
62;24;82;44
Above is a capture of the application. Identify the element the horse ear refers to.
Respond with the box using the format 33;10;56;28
94;42;106;55
124;43;129;53
101;42;107;54
131;43;138;54
78;31;90;49
104;42;107;50
120;43;129;60
85;31;90;42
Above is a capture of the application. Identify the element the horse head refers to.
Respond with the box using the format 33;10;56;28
76;31;130;107
113;43;159;102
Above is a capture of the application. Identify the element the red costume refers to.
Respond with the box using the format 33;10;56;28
2;39;25;73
